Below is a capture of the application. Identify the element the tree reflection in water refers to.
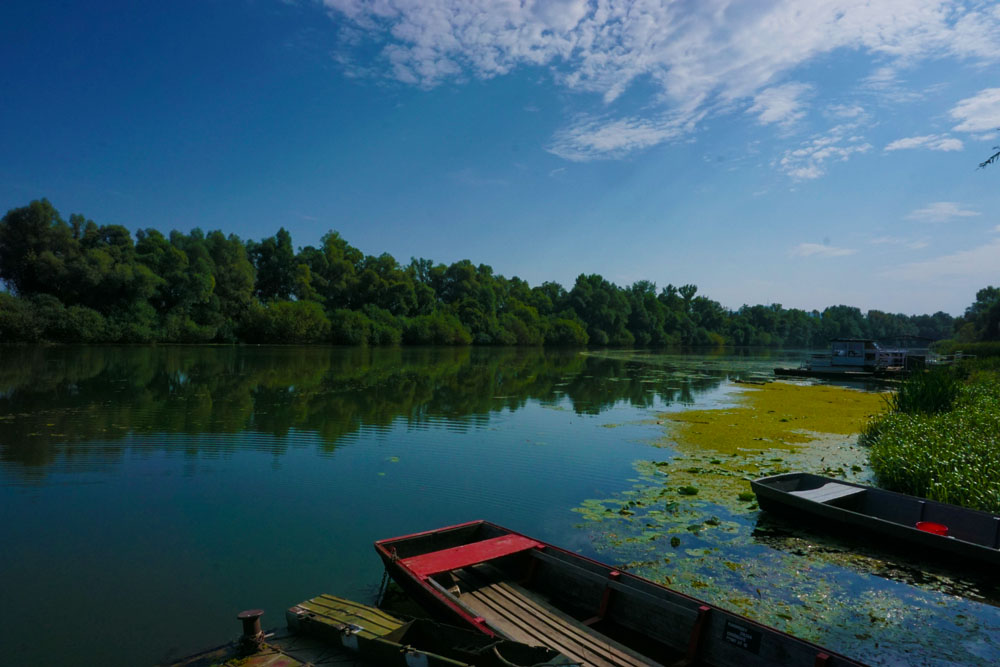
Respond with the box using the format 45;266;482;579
0;345;726;473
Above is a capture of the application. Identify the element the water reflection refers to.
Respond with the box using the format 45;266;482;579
0;345;741;473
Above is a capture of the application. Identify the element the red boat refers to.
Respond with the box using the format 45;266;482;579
375;520;865;667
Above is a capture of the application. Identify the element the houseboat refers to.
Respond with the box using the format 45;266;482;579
774;339;916;380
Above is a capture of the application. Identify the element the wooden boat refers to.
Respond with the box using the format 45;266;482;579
375;520;864;667
752;472;1000;567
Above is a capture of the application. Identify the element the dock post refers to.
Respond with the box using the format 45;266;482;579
237;609;265;652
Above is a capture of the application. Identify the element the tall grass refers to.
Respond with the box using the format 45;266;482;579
864;376;1000;512
884;367;959;415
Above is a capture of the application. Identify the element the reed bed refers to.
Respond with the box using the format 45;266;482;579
864;373;1000;512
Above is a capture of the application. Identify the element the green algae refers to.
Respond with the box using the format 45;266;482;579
661;381;887;454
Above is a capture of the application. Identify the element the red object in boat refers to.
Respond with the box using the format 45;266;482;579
916;521;949;535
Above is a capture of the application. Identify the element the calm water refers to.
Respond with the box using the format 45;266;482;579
1;346;997;665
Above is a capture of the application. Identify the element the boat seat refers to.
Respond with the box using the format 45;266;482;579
399;535;542;578
789;482;865;504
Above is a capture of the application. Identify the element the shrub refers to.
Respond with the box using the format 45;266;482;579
330;308;372;345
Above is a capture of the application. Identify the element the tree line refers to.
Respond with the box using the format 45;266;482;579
0;199;972;347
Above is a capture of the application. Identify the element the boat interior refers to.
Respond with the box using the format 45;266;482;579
380;522;848;667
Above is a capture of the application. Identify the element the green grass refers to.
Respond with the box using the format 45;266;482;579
885;367;959;415
864;375;1000;512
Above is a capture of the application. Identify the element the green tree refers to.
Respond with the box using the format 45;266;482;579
248;228;297;301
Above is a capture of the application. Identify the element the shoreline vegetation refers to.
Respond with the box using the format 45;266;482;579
0;199;976;346
863;359;1000;513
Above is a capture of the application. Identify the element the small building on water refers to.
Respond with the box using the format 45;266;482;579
813;338;909;371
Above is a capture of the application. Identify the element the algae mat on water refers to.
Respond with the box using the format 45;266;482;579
662;380;887;452
575;381;1000;664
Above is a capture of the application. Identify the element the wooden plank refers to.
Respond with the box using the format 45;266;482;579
451;567;656;667
293;594;402;638
789;483;865;504
400;534;542;578
464;583;643;667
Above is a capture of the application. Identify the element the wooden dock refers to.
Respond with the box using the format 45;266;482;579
167;629;369;666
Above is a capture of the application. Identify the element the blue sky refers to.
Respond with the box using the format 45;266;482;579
2;1;999;315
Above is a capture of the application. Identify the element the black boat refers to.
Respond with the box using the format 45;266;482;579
752;472;1000;567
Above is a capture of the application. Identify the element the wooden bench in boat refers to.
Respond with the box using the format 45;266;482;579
788;482;865;504
448;564;660;667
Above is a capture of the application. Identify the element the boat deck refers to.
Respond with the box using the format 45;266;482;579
789;482;865;504
448;564;659;667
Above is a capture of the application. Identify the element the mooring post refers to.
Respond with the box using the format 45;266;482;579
237;609;265;652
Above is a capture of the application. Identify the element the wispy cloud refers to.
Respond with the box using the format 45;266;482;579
884;134;963;152
778;123;872;180
323;1;1000;160
748;82;813;126
547;112;699;162
790;243;856;258
905;202;981;223
449;168;508;187
870;236;929;250
883;239;1000;281
950;88;1000;134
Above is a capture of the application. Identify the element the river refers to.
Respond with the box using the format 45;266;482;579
1;346;997;665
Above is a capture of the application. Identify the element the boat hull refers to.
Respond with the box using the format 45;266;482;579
772;367;902;381
752;473;1000;568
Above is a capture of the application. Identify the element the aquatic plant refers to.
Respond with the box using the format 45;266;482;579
884;367;959;415
867;377;1000;512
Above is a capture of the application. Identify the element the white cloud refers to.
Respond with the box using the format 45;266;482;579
828;104;865;118
748;82;813;126
883;239;1000;281
905;201;981;223
950;88;1000;134
790;243;857;258
325;1;1000;159
884;134;963;152
778;123;872;180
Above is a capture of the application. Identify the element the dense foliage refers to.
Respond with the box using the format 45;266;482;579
864;362;1000;513
0;199;958;345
